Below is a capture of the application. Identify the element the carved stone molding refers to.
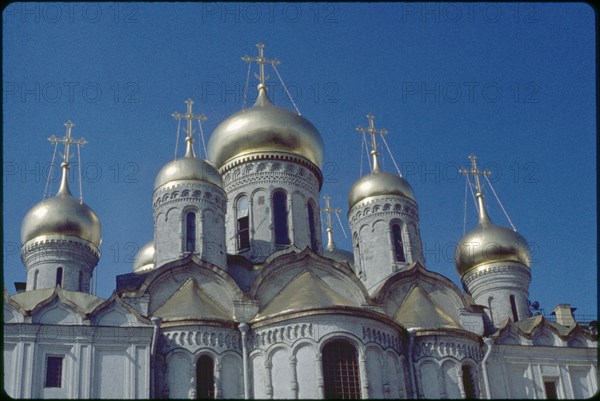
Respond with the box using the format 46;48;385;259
413;337;483;361
161;327;241;353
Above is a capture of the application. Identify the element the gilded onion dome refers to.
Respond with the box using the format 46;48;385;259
133;241;155;273
348;166;415;209
21;163;101;248
455;155;531;276
348;114;415;210
154;137;223;190
207;86;325;169
455;213;531;276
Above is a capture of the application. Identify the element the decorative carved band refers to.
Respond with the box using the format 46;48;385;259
413;338;483;361
362;326;403;352
161;328;241;352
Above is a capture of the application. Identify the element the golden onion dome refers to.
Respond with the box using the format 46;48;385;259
21;169;101;247
133;241;155;273
207;86;324;169
348;166;415;209
154;141;223;190
455;212;531;276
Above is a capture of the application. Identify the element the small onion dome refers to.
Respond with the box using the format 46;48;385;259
324;247;355;267
21;172;101;247
133;241;155;274
348;167;415;210
154;147;223;191
455;216;531;276
207;86;324;169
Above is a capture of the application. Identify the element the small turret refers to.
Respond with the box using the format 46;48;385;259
455;154;532;330
347;114;424;294
21;121;101;292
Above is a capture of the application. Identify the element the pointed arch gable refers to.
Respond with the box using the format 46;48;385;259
31;294;83;324
251;247;371;311
4;290;26;323
374;262;476;322
136;255;245;316
90;293;151;326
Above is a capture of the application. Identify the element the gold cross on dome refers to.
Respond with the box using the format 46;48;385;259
242;43;280;86
172;98;207;140
459;154;491;194
356;113;388;155
322;195;341;251
48;120;87;165
322;195;341;232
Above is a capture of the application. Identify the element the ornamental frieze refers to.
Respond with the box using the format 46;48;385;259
413;338;483;361
161;327;241;353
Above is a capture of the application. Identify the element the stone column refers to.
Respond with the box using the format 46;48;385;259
289;355;298;399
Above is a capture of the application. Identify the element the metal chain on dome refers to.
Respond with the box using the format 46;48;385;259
380;133;403;177
43;141;59;199
77;143;83;204
335;211;348;239
174;117;182;160
197;119;208;159
465;173;479;218
272;63;301;115
359;132;371;175
484;174;517;231
463;174;469;235
242;61;251;110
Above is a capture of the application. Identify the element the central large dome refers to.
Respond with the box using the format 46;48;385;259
207;87;324;169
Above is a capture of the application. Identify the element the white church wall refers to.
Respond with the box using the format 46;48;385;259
295;342;320;399
418;359;442;398
250;352;267;399
366;345;384;398
220;352;243;399
270;345;293;399
441;359;462;399
166;350;192;399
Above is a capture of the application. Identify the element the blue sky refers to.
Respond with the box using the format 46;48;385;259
2;3;596;319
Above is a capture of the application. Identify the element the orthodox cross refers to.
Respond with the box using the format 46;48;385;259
356;113;388;170
322;195;341;251
242;43;280;86
48;120;87;166
172;98;207;141
459;154;490;195
356;113;388;157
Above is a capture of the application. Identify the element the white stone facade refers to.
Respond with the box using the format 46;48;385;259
4;52;597;400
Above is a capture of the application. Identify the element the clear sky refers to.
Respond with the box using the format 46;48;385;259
2;3;596;319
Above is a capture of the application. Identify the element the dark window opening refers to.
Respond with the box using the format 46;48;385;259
308;201;318;250
392;223;406;262
322;340;361;399
186;212;196;252
462;364;478;399
45;355;63;388
196;355;215;399
237;196;250;251
510;294;519;322
55;267;63;287
273;191;290;245
544;380;558;399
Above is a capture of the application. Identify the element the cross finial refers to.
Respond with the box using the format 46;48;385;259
47;120;87;196
459;154;491;195
48;120;87;167
242;43;280;88
356;113;388;172
172;98;207;158
459;154;492;223
322;195;341;251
